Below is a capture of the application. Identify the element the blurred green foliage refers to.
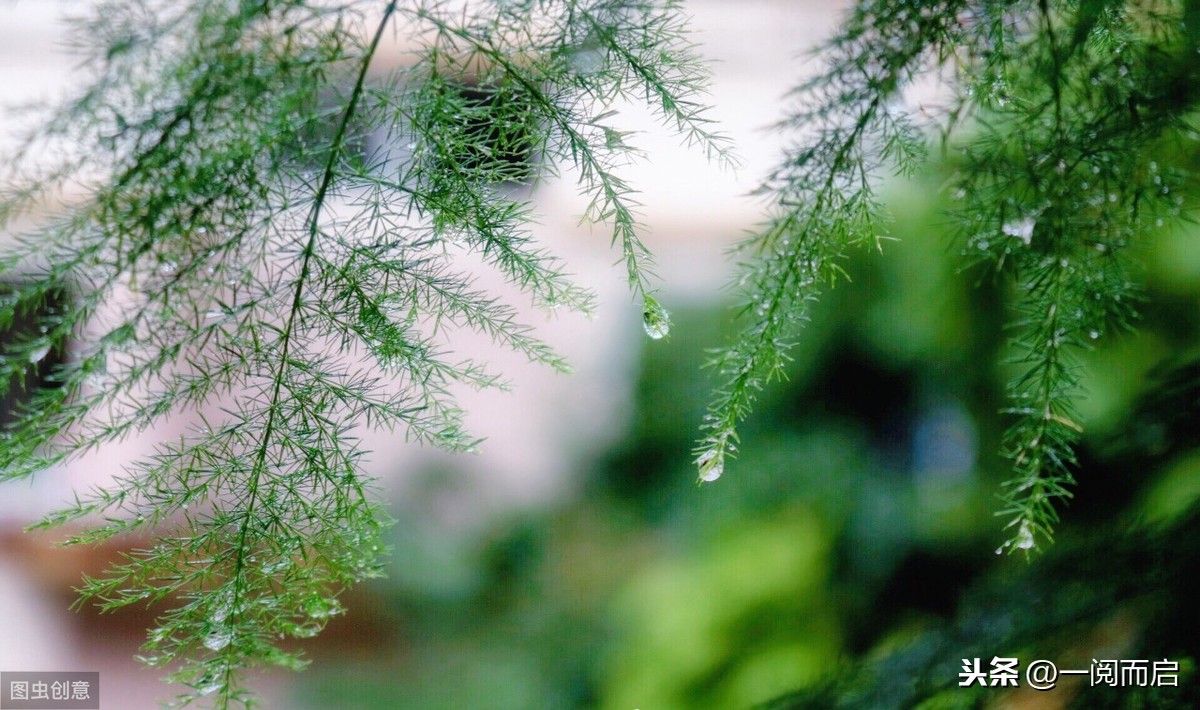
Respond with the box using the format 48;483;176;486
293;146;1200;708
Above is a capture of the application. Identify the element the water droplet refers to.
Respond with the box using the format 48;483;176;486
28;344;50;364
1002;216;1036;244
641;295;670;340
696;449;724;482
305;597;335;619
292;623;320;638
204;629;232;651
1014;521;1035;550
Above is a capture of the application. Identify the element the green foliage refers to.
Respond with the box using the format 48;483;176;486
697;0;1198;553
760;505;1200;710
0;1;728;705
2;0;1199;705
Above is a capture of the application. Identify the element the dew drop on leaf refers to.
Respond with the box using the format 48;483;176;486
28;344;50;364
1001;216;1036;244
203;629;232;651
1015;521;1036;550
292;623;321;638
696;449;724;482
642;295;670;340
305;597;335;619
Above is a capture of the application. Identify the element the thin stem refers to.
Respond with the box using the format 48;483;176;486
221;2;398;702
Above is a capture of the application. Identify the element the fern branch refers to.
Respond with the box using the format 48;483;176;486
696;0;965;483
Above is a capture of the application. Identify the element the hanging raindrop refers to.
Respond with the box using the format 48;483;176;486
696;449;724;482
642;295;670;340
203;629;232;652
28;343;50;364
1001;216;1036;244
1014;521;1036;550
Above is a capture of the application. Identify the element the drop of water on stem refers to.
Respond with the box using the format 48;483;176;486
203;630;232;652
28;344;50;364
696;450;724;482
642;295;670;340
1014;521;1036;550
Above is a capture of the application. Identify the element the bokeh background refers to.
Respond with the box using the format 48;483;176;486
3;1;1200;708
